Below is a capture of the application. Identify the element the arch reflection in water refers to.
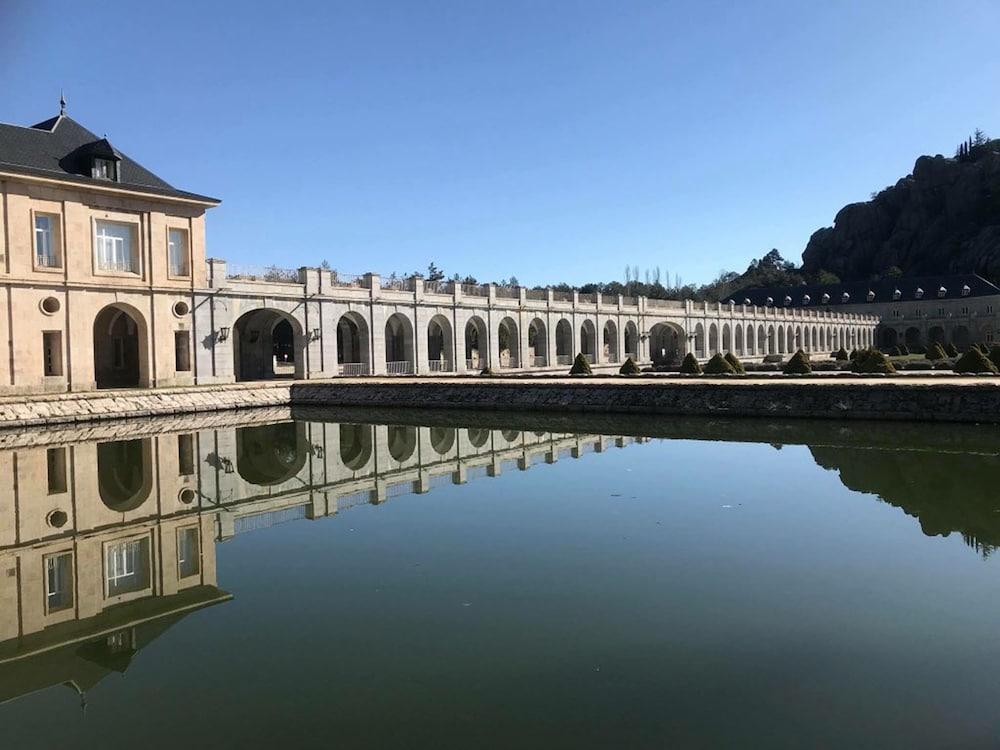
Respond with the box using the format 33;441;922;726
339;423;373;471
387;424;417;462
98;439;153;511
429;427;456;455
236;422;308;486
467;428;490;448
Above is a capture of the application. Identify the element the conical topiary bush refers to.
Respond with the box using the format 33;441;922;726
569;353;593;375
679;352;702;374
849;349;859;361
618;357;640;376
990;345;1000;370
783;349;811;374
946;342;959;357
926;342;947;360
953;348;999;374
835;347;849;361
852;348;896;374
724;351;746;374
703;352;736;375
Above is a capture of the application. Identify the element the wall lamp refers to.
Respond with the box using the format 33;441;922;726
311;328;322;341
217;326;230;342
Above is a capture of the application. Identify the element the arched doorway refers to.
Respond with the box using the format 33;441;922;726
337;312;370;375
528;318;547;367
603;321;619;363
580;320;597;363
694;323;705;357
879;327;898;351
498;317;519;368
555;319;573;365
624;321;639;360
233;309;304;382
236;422;308;486
905;327;921;348
465;316;487;370
385;313;415;375
97;438;153;511
427;315;453;372
93;304;147;389
649;323;683;365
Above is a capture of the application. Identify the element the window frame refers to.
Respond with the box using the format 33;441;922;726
44;551;75;614
103;535;152;600
31;210;63;271
42;330;64;378
167;226;191;279
176;525;201;580
92;217;142;277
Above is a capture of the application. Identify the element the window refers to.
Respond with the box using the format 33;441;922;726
34;214;60;268
93;157;117;180
42;331;63;376
95;220;138;274
44;552;74;613
177;527;201;579
988;305;995;314
106;537;151;597
174;331;191;372
891;310;901;318
47;447;67;494
168;228;190;277
937;308;945;317
961;306;969;315
177;434;195;476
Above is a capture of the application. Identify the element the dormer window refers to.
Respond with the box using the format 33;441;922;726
937;286;947;298
841;292;850;303
92;157;118;181
821;293;830;304
962;285;971;297
867;290;875;302
765;296;773;306
915;287;924;299
783;295;792;306
743;298;751;305
893;289;902;301
802;295;811;305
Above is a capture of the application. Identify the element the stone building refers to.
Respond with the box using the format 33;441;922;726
0;107;876;396
729;275;1000;351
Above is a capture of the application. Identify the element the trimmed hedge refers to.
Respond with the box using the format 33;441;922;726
925;342;947;360
851;348;896;374
783;349;811;374
618;357;640;375
704;352;736;374
953;348;999;374
990;345;1000;370
849;349;859;361
679;352;702;374
724;352;746;374
946;343;959;357
569;353;593;375
835;347;849;361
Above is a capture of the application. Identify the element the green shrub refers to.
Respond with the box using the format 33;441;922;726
618;357;640;375
783;349;812;374
724;351;746;374
479;366;494;376
679;352;702;374
849;348;859;361
851;348;896;374
569;353;593;375
953;348;999;374
899;343;910;355
835;347;849;361
925;342;947;360
891;346;902;357
946;342;959;357
703;352;736;374
990;345;1000;370
973;342;990;356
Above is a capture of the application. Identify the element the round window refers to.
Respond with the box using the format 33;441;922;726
173;301;190;317
40;297;61;315
178;488;196;504
46;510;68;528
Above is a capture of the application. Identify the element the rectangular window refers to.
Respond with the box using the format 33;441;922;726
47;447;67;494
177;434;195;476
93;158;117;180
988;305;994;314
95;220;138;274
177;527;201;579
45;552;74;613
105;537;151;597
168;228;190;277
34;214;61;268
42;331;63;376
174;331;191;372
962;306;969;315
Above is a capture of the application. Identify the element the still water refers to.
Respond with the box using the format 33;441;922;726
2;408;1000;749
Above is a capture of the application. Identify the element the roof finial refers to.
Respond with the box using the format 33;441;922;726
59;89;66;116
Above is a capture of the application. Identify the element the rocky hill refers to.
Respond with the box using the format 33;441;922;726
801;140;1000;283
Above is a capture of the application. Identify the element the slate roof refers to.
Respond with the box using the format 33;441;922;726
727;274;1000;307
0;113;219;204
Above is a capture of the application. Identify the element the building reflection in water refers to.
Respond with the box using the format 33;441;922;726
0;413;644;707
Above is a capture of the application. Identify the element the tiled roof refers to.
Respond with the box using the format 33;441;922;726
0;113;218;204
727;274;1000;307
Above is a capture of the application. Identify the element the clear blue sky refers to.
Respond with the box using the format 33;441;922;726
3;1;999;287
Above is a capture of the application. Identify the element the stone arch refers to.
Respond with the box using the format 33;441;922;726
500;429;521;444
465;315;487;370
339;423;372;471
236;422;308;486
879;327;898;350
337;311;370;375
624;321;639;360
746;324;755;355
603;320;619;363
767;325;776;354
233;307;305;382
650;322;684;365
928;326;945;345
498;317;519;368
694;323;706;358
734;324;743;354
722;323;732;353
777;325;786;354
430;426;457;455
387;425;417;462
555;319;573;363
579;319;597;361
467;428;490;449
757;325;766;355
427;314;454;372
385;312;415;374
709;323;719;355
93;303;150;389
97;438;153;511
902;326;919;348
528;318;548;367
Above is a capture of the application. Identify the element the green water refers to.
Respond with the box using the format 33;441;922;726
2;410;1000;749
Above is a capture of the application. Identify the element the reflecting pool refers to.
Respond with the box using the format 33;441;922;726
3;408;1000;748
